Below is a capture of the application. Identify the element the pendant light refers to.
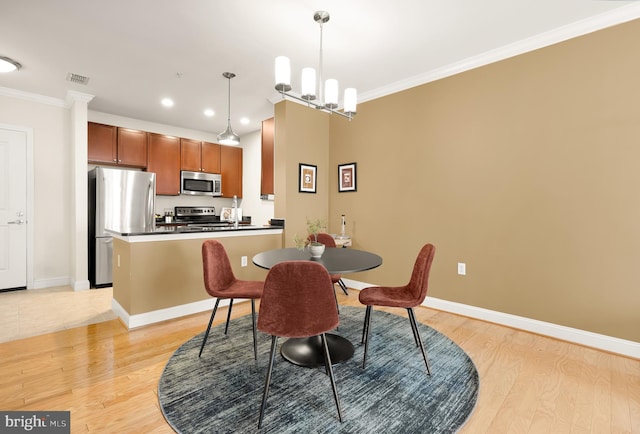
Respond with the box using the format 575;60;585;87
217;72;240;145
274;11;356;120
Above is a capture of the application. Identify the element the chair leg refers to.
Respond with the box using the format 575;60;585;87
251;299;258;360
362;306;372;369
361;305;371;344
407;308;420;347
258;335;278;429
224;299;234;335
332;287;340;314
408;308;431;375
198;299;221;357
337;279;349;295
321;333;343;422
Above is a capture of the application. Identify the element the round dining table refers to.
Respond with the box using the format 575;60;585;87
253;247;383;367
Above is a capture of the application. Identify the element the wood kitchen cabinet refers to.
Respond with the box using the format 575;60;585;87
220;145;242;198
117;128;148;167
88;123;147;168
261;117;274;196
88;122;117;164
180;139;221;173
147;133;181;195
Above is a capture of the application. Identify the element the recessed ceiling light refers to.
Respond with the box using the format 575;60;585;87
240;117;250;125
161;98;174;107
204;109;214;117
0;56;21;73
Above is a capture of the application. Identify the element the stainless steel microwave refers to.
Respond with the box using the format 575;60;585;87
180;171;222;196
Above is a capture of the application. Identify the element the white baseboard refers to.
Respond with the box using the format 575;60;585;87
344;279;639;359
111;297;231;330
72;279;90;291
32;276;71;289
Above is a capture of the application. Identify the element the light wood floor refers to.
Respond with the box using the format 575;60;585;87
0;289;638;433
0;286;116;343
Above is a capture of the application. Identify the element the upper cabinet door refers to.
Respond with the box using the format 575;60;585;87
201;142;221;173
220;145;242;198
117;128;147;168
148;133;181;195
88;122;117;164
180;138;202;172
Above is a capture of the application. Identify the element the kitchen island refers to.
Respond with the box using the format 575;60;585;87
109;225;283;329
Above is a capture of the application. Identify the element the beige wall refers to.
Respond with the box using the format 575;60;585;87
0;95;72;288
274;101;331;246
326;19;640;341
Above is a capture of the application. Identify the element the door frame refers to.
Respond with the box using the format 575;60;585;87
1;123;34;289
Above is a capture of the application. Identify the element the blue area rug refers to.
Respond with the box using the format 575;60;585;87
158;306;478;433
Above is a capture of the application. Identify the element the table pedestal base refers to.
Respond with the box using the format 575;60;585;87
280;333;354;368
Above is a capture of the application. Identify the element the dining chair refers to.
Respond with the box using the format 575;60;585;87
198;239;263;359
257;261;343;428
358;243;436;375
308;233;349;296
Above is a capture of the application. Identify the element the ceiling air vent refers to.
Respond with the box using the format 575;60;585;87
66;72;90;85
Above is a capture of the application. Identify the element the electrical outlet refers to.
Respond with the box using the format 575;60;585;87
457;262;466;275
241;256;247;267
117;254;120;268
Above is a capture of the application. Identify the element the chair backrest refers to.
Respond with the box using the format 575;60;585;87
407;244;436;303
308;232;337;248
258;261;339;338
202;240;237;296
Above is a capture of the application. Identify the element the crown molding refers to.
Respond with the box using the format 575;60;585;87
359;4;640;104
66;90;94;105
0;86;66;108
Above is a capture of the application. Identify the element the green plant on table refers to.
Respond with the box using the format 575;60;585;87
293;217;327;250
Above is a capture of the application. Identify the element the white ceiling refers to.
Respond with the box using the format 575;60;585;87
1;1;639;137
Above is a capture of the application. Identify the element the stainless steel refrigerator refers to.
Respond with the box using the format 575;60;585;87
88;167;156;287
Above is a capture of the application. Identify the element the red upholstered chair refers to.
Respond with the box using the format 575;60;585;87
257;261;342;428
308;233;349;296
359;243;436;374
198;240;263;359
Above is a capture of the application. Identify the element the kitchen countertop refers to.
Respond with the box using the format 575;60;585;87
108;224;281;237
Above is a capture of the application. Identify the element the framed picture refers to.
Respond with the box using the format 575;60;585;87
299;163;317;193
338;162;357;192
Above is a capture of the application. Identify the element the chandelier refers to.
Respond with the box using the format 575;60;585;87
274;11;357;120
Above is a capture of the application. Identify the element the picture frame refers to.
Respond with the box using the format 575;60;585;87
299;163;317;193
338;162;357;192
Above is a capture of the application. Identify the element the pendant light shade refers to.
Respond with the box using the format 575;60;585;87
301;67;317;100
275;56;291;92
217;72;240;146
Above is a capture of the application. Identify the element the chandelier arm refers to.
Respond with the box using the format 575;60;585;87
278;90;353;121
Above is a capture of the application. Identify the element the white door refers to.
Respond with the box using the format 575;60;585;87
0;128;27;290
